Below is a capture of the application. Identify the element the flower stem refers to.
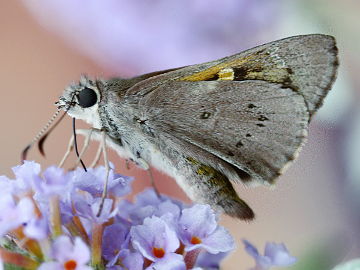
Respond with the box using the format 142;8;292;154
49;195;62;237
91;223;104;268
184;248;202;269
70;216;90;244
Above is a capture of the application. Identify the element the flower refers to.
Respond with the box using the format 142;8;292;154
39;235;91;270
0;195;35;237
178;204;235;254
23;216;49;240
71;166;133;197
195;251;230;270
118;189;182;225
130;216;180;263
11;160;42;193
73;193;117;224
144;253;186;270
243;240;297;270
107;249;144;270
34;166;73;199
0;162;258;269
102;223;130;261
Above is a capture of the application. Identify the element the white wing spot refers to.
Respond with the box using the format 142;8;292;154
218;68;235;81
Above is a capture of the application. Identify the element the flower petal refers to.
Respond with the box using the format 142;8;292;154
191;226;235;254
130;216;179;261
73;237;91;264
146;253;185;270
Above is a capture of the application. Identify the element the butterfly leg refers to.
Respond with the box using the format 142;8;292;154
129;156;161;198
89;141;103;168
59;128;95;169
59;135;74;168
147;168;161;198
97;130;110;217
73;128;94;168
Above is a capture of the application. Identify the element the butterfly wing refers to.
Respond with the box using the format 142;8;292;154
113;34;337;219
126;34;338;185
139;80;309;185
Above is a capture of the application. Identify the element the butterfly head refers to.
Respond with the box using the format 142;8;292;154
56;75;103;128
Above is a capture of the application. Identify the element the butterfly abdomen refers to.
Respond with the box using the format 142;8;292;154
179;157;254;220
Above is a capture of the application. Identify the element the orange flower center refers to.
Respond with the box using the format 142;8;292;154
152;247;165;258
64;260;77;270
190;236;202;245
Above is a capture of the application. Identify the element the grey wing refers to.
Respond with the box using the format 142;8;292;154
128;34;338;185
127;34;338;116
140;80;309;184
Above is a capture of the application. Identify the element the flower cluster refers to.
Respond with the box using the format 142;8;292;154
0;161;237;269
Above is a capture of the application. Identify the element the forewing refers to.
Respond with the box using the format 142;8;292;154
126;34;338;117
125;34;338;184
141;80;308;184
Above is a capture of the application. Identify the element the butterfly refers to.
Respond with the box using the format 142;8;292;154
38;34;339;220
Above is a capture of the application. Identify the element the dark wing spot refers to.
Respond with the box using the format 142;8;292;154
247;104;256;109
133;116;147;124
256;123;265;127
233;67;248;80
227;151;235;157
246;133;252;137
204;74;219;81
258;115;269;121
233;66;264;81
236;141;244;147
286;67;294;74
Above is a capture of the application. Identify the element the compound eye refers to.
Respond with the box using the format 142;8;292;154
77;88;98;108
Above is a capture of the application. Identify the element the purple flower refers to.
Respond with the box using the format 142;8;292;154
73;192;117;224
39;235;91;270
102;223;130;261
130;216;180;263
22;0;279;73
178;204;235;254
107;249;144;270
12;160;41;180
0;195;35;236
0;175;15;195
23;216;49;240
0;163;235;269
145;253;185;270
118;189;183;225
71;166;133;197
35;166;73;198
195;251;230;269
243;240;297;270
11;160;42;193
133;189;163;207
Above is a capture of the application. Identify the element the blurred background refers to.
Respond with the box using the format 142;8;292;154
0;0;359;269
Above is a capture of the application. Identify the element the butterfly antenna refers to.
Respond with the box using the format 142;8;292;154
21;108;65;162
22;92;79;163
